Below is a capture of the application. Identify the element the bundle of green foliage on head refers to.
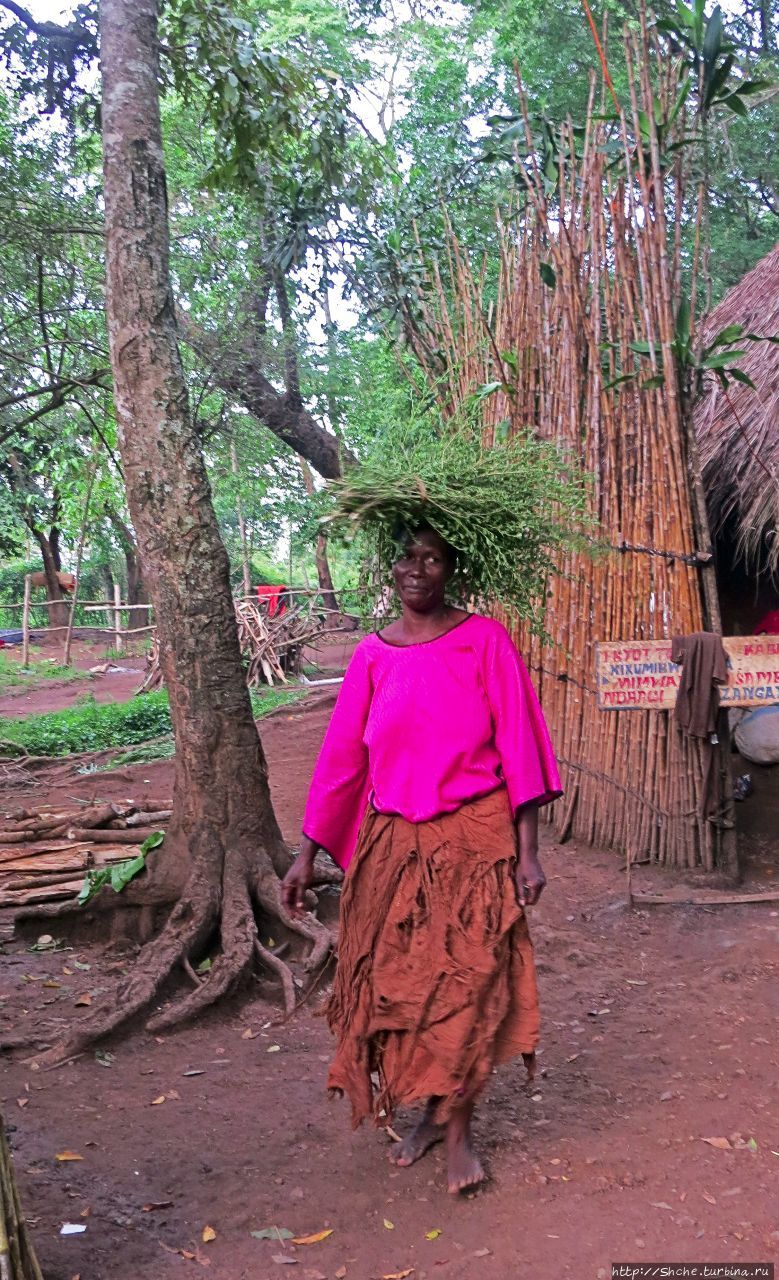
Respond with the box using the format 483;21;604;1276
324;425;593;633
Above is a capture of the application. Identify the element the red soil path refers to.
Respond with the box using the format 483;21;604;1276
1;693;778;1280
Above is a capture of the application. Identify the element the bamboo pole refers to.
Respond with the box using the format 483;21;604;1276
0;1110;43;1280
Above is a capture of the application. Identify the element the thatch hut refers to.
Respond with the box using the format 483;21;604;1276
696;243;779;614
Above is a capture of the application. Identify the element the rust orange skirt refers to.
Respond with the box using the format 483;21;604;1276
325;787;540;1127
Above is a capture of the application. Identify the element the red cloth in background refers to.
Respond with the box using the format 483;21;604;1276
755;609;779;636
256;584;287;618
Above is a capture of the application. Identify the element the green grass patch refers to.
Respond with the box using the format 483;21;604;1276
1;685;304;758
0;651;89;691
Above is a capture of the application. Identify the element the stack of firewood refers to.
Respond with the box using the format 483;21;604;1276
138;596;344;693
0;800;171;908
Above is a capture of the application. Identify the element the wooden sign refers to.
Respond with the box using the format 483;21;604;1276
595;635;779;710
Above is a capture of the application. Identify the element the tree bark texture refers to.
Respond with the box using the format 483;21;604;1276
42;0;331;1057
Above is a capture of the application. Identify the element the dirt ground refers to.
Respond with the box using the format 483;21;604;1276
0;635;148;719
1;688;778;1280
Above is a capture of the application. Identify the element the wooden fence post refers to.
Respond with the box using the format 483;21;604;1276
21;575;31;669
113;583;124;654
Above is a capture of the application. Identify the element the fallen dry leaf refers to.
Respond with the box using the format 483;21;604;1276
267;1044;281;1053
381;1271;414;1280
701;1136;731;1150
383;1218;395;1230
43;980;61;989
241;1028;257;1040
166;1089;181;1101
271;1255;298;1265
335;1268;347;1278
55;1152;84;1162
292;1229;334;1245
202;1225;217;1243
702;1192;717;1205
17;1098;28;1109
425;1229;442;1240
74;993;92;1007
151;1095;166;1106
142;1201;173;1212
473;1248;491;1258
303;1270;326;1280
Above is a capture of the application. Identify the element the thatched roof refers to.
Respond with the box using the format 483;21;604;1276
696;242;779;573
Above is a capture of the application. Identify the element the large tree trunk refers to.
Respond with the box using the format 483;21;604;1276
298;457;339;615
124;542;151;632
30;525;69;630
42;0;330;1061
231;439;252;599
108;509;151;631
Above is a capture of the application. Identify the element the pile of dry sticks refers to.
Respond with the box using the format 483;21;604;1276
0;799;171;908
138;595;345;693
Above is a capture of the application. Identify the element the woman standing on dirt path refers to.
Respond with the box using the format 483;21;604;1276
282;524;561;1195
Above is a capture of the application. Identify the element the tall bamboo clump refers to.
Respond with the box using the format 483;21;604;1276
411;19;734;872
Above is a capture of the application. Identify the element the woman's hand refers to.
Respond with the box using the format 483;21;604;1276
515;800;545;907
282;838;318;918
515;850;546;907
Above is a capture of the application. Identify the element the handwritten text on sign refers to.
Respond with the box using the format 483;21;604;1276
596;636;779;710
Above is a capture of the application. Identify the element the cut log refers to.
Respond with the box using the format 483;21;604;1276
69;803;133;830
3;870;92;892
67;827;159;845
0;881;85;907
0;842;93;864
632;891;779;907
125;810;172;826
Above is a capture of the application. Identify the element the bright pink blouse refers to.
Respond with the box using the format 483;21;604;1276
302;614;562;869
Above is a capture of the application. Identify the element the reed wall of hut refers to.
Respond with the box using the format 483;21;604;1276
410;42;736;874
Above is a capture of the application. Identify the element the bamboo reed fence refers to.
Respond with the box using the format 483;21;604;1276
409;23;736;873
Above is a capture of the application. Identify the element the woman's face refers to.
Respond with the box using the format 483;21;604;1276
392;528;454;613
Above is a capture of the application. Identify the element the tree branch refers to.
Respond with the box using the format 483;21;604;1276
0;367;109;414
177;309;353;480
0;1;88;42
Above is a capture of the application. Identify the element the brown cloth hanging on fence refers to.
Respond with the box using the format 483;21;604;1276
671;632;729;821
671;632;728;738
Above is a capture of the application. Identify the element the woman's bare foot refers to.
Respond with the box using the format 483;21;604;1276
390;1101;443;1168
446;1100;486;1194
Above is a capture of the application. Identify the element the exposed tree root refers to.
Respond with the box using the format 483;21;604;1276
311;859;344;887
37;894;217;1066
254;869;333;972
21;836;338;1064
254;937;296;1014
148;880;256;1031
